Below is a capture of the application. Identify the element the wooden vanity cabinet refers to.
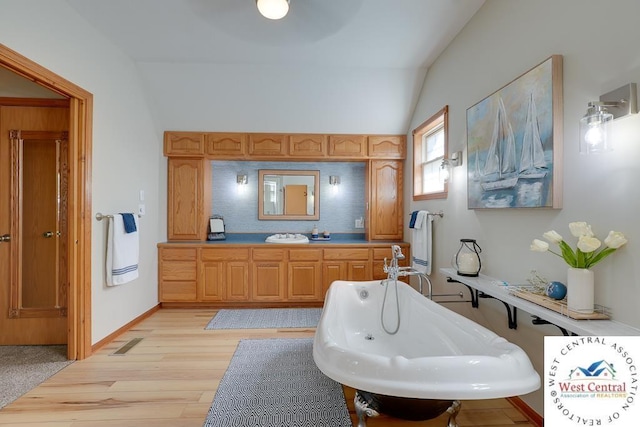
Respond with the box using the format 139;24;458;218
158;243;409;307
200;248;249;302
158;247;197;302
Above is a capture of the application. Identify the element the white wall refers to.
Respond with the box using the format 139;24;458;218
137;62;425;135
0;0;163;344
406;0;640;414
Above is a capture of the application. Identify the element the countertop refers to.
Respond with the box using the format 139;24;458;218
159;233;407;245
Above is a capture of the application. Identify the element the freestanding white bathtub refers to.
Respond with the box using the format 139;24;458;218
313;279;540;425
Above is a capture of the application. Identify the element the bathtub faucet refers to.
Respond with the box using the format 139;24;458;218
382;245;405;282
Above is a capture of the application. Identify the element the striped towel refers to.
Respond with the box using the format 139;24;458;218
411;210;433;275
106;213;139;286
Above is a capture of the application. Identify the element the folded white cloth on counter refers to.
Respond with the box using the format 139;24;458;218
106;213;139;286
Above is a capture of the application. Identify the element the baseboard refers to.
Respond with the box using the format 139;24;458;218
507;396;543;427
91;304;161;354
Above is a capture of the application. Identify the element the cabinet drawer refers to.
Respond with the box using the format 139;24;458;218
161;260;197;281
160;281;197;301
201;248;249;261
160;247;197;261
289;248;322;261
253;248;286;261
323;248;369;260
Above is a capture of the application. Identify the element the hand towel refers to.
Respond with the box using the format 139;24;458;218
120;212;137;233
409;210;419;228
411;210;433;275
106;213;139;286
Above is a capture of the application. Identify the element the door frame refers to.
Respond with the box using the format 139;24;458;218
0;43;93;360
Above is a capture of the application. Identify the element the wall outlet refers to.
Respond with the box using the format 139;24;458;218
355;217;364;229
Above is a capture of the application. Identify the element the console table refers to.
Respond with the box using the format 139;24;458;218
441;267;640;336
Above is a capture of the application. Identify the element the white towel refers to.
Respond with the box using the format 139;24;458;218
411;210;433;275
106;214;139;286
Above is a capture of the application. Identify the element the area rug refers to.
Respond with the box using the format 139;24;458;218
205;308;322;329
0;345;73;409
203;338;351;427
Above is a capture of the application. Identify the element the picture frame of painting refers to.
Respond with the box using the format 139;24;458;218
466;55;563;209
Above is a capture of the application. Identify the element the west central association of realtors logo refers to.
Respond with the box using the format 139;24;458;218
545;336;639;426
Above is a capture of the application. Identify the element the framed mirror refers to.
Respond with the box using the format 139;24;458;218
259;169;319;220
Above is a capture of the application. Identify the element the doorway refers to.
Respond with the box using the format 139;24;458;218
0;43;92;360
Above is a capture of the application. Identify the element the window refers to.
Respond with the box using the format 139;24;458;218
413;105;448;200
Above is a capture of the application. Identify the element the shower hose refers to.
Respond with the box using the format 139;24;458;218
381;278;401;335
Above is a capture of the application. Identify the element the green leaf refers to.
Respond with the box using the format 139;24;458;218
586;248;617;268
558;241;577;267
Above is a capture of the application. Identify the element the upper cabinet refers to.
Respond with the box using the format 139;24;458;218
368;135;406;159
328;135;367;158
164;132;205;156
164;131;405;160
205;133;246;158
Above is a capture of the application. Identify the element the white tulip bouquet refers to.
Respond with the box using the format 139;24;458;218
530;222;627;269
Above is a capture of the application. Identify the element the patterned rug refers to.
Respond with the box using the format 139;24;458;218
0;345;73;409
205;308;322;329
203;338;351;427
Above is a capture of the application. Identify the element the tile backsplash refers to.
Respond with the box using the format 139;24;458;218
211;160;366;234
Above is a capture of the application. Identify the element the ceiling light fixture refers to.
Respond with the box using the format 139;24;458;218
256;0;290;20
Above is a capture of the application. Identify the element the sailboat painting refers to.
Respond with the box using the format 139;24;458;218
466;55;563;209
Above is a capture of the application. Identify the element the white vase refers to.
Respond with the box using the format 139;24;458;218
567;267;594;314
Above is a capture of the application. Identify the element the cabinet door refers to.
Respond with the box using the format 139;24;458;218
322;262;346;296
348;261;371;281
205;132;246;157
200;261;225;301
328;135;367;158
368;135;406;159
289;134;327;158
227;262;249;301
164;132;204;156
288;262;322;301
252;262;285;301
368;160;403;240
167;158;209;240
249;133;286;157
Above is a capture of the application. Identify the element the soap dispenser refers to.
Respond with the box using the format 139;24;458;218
311;225;319;239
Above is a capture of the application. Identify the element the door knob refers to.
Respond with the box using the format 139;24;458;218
43;231;54;238
0;234;10;242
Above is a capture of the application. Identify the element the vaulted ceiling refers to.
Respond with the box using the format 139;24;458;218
16;0;486;133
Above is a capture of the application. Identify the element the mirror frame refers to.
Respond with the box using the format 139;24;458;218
258;169;320;220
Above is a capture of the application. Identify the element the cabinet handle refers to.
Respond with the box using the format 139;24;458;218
0;234;10;243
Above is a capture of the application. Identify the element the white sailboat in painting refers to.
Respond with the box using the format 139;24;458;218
519;93;548;179
481;97;518;191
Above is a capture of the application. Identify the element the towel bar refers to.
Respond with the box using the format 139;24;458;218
95;212;141;221
408;210;444;218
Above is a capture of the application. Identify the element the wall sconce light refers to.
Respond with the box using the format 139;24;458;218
237;174;248;185
256;0;290;20
580;83;637;154
329;176;340;186
440;151;463;183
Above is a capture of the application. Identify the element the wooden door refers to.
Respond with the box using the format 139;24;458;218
1;105;69;346
284;184;307;215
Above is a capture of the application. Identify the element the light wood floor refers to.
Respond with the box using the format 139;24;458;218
0;309;536;426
